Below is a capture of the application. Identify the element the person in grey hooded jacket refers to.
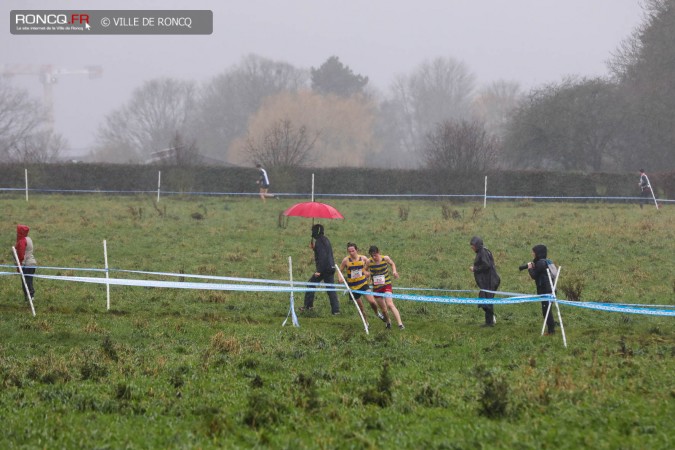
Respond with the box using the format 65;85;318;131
469;236;500;327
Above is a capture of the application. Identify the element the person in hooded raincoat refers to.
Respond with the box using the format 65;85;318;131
470;236;500;327
527;244;555;335
302;224;340;315
15;224;37;302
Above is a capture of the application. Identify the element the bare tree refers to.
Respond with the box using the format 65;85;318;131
372;95;418;168
194;54;308;161
0;80;48;161
9;129;66;163
95;77;197;162
245;119;318;168
422;120;498;172
388;57;476;157
472;81;522;139
230;90;377;167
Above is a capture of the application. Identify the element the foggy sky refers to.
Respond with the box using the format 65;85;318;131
2;0;644;153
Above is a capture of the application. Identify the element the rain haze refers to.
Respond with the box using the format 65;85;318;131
2;0;644;155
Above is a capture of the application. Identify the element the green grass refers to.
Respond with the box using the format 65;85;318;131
0;195;673;449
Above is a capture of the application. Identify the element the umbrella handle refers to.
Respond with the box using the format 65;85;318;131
310;215;315;248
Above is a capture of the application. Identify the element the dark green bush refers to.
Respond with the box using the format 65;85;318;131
2;163;672;198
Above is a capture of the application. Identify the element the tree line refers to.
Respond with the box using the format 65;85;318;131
1;0;673;173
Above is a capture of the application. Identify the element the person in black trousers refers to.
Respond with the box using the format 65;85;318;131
16;224;37;302
302;224;340;315
527;244;555;335
469;236;500;327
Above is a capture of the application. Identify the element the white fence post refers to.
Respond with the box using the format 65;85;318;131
12;246;36;316
104;240;110;311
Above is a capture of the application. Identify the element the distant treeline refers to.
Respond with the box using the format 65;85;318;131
0;164;673;199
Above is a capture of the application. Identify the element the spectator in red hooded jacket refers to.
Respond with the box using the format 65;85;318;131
15;224;37;302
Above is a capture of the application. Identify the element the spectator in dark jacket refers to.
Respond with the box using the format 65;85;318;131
302;224;340;314
470;236;500;327
527;244;555;335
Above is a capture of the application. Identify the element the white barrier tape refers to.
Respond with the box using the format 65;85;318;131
1;266;541;299
1;266;538;298
0;265;347;290
6;271;674;317
32;273;340;292
362;288;552;305
29;273;546;302
392;287;538;297
362;289;675;316
556;299;675;317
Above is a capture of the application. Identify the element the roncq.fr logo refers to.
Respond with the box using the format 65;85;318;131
14;13;90;26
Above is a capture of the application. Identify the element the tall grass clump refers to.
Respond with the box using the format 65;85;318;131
474;366;510;419
362;361;394;407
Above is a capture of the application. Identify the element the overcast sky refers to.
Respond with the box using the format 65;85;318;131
2;0;645;153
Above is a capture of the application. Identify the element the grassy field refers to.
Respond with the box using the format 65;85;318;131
0;195;673;449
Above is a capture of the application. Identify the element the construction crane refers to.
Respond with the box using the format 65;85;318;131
1;64;103;128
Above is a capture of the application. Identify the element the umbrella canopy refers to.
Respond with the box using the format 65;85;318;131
283;201;344;219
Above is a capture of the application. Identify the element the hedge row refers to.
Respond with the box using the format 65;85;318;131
0;164;672;200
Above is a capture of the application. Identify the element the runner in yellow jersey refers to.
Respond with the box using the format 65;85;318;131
338;242;389;327
368;245;404;330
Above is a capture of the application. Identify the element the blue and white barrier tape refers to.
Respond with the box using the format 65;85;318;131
0;265;345;290
2;268;673;317
0;265;536;297
30;273;336;293
556;299;675;316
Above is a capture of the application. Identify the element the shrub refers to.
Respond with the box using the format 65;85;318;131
243;391;288;429
362;361;393;407
26;353;72;384
80;358;108;381
475;367;509;419
101;336;119;362
294;373;321;410
115;382;133;401
398;205;409;221
415;384;448;407
559;273;586;301
209;331;241;355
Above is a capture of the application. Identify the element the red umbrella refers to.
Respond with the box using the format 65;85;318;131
283;201;344;219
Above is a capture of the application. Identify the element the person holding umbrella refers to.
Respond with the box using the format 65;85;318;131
301;224;340;315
